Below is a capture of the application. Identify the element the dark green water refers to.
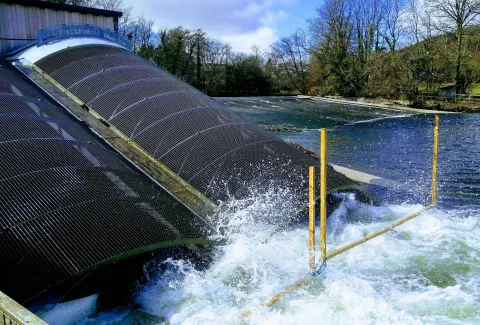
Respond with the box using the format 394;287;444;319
217;97;480;210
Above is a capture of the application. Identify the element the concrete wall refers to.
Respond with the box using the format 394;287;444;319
0;2;116;55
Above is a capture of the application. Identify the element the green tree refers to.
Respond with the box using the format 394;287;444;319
310;0;357;96
428;0;480;93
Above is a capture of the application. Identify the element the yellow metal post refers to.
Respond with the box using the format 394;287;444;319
432;115;439;205
308;166;315;272
242;119;442;314
320;128;327;263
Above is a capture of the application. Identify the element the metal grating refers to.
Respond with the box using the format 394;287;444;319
37;45;127;75
35;44;359;204
0;58;210;304
90;80;193;120
57;57;147;89
71;65;171;104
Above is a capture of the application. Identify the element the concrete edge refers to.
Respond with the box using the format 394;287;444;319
313;97;457;114
0;291;48;325
330;164;381;184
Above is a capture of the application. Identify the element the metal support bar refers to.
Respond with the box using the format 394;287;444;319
320;128;327;263
308;166;315;272
326;204;434;260
241;278;311;318
261;278;311;308
432;115;439;205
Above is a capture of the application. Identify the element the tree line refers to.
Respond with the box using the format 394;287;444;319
46;0;480;98
308;0;480;98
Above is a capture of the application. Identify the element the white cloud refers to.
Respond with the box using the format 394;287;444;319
219;26;278;53
124;0;295;53
260;9;288;26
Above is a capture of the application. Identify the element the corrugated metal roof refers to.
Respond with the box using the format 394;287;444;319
0;0;122;17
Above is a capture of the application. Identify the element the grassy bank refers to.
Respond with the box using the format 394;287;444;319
413;100;480;113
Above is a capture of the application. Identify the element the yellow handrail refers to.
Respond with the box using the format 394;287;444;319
308;166;315;272
432;115;439;205
242;116;441;317
320;128;327;264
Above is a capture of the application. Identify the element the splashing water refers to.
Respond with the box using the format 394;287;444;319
38;188;480;324
131;191;479;325
132;101;479;324
37;99;480;324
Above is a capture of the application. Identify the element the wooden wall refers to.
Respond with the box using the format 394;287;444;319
0;2;115;55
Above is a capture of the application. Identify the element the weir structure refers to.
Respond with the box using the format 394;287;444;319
0;25;365;322
243;116;441;314
30;43;360;204
0;56;214;306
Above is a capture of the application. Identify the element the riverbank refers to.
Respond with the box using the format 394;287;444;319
308;96;464;114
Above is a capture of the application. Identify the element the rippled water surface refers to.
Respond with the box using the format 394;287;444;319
43;97;480;324
218;97;480;209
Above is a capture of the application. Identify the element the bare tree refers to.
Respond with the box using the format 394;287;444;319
117;7;134;37
203;40;232;94
93;0;127;11
428;0;480;92
130;15;154;51
45;0;94;6
406;0;441;92
353;0;384;61
407;0;422;46
381;0;407;52
92;0;133;35
270;30;309;94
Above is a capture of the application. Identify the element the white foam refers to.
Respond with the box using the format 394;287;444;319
134;194;480;324
345;114;413;126
42;294;98;325
35;190;479;324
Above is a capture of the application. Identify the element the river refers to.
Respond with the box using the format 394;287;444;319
43;97;480;324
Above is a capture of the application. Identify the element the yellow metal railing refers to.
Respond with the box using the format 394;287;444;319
243;115;440;316
308;166;315;272
432;115;439;205
320;128;327;265
314;116;439;271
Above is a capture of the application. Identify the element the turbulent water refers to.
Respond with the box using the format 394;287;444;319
41;97;480;324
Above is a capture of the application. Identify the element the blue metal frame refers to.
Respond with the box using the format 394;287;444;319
36;24;132;50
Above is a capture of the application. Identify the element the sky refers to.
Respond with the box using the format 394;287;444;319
124;0;319;53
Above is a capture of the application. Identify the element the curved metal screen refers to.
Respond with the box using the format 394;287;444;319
35;45;355;202
0;58;211;303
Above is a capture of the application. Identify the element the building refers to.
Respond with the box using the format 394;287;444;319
0;0;122;55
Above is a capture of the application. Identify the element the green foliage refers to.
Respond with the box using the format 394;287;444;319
307;0;480;99
136;27;272;96
47;0;480;99
364;52;417;99
470;84;480;95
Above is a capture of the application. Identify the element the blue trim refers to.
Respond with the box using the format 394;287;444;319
36;24;132;51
